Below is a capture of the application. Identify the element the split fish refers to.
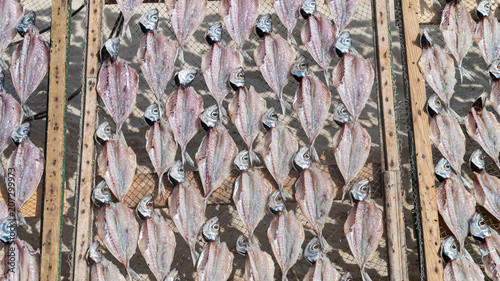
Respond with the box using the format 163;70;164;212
0;0;22;70
427;94;465;175
10;12;50;110
490;60;500;115
168;161;206;266
292;58;331;161
434;157;476;251
228;68;267;164
0;79;21;177
254;15;298;116
441;236;484;281
236;235;275;281
136;195;176;281
165;0;207;63
137;9;178;110
97;128;137;202
326;0;361;34
269;0;304;45
465;93;500;170
144;104;177;197
344;179;384;281
303;237;342;281
261;108;299;199
440;0;475;82
470;212;500;280
0;238;39;280
474;0;500;67
196;105;238;199
331;101;371;200
219;0;259;60
196;217;234;281
165;68;204;166
331;32;374;122
201;24;243;118
294;146;336;252
300;1;337;86
267;190;305;281
116;0;144;39
471;149;500;222
87;241;127;281
233;150;272;239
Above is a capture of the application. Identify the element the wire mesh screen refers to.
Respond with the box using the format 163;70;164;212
90;0;390;280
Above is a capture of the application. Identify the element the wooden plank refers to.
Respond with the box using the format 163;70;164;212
373;0;407;280
40;0;71;280
72;0;103;279
401;0;444;280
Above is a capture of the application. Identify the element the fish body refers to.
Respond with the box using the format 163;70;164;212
97;132;136;202
440;0;475;82
0;0;22;69
88;242;127;281
492;77;500;116
481;237;500;280
254;33;297;116
270;0;304;45
96;59;139;132
0;92;21;160
165;86;203;166
474;6;500;67
117;0;144;39
237;236;275;281
444;255;484;281
326;0;362;34
304;254;342;281
0;239;39;281
473;169;500;222
196;240;234;281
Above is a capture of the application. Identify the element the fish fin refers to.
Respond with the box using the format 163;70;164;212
458;65;474;82
242;50;253;62
433;0;441;6
319;235;332;253
190;247;199;267
323;70;330;88
310;145;320;163
127;268;143;281
22;105;32;121
120;22;132;40
219;105;227;119
0;60;8;71
287;34;297;46
249;148;260;165
280;188;293;200
178;47;185;64
279;98;292;117
158;173;166;198
182;151;195;167
361;270;372;281
341;183;351;201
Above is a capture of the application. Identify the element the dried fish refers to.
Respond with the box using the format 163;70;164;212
441;236;484;281
236;235;275;281
0;81;21;177
270;0;304;45
326;0;361;34
0;238;40;280
471;149;500;222
116;0;144;39
490;60;500;115
470;212;500;280
87;241;127;281
303;237;342;281
0;201;16;245
474;0;500;67
0;0;22;70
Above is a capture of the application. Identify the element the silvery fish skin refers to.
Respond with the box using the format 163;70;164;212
474;0;500;67
268;208;305;281
254;33;298;116
262;108;299;199
269;0;304;45
331;47;374;122
0;90;21;175
95;202;141;281
137;195;176;281
0;238;39;281
165;84;204;166
165;269;181;281
10;122;30;145
326;0;362;34
96;59;139;133
465;93;500;170
137;27;177;108
233;150;272;239
418;29;457;110
0;201;16;244
0;0;22;70
97;132;136;202
219;0;259;60
440;0;475;82
87;241;127;281
471;149;500;222
293;70;331;162
428;94;465;175
441;237;485;281
344;180;383;281
196;239;234;281
228;84;267;165
301;11;336;85
236;235;275;281
205;22;222;45
165;0;207;63
116;0;144;39
139;8;158;33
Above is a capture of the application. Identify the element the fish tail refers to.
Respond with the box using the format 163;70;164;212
361;268;372;281
240;46;253;62
310;144;320;162
280;186;293;200
178;47;185;64
248;146;260;165
16;211;30;231
279;96;292;117
158;173;166;198
219;104;228;119
341;182;351;201
21;105;32;121
287;33;297;46
458;64;474;82
0;161;4;180
319;235;332;253
0;59;8;71
127;267;143;281
182;151;195;167
447;107;463;123
120;21;132;40
189;245;199;267
433;0;441;6
323;70;330;87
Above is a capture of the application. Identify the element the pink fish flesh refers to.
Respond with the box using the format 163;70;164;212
304;254;341;281
474;10;500;67
269;0;304;45
196;240;234;281
326;0;362;34
243;241;275;281
90;256;127;281
0;0;22;69
116;0;144;39
473;169;500;222
0;238;40;281
0;92;21;156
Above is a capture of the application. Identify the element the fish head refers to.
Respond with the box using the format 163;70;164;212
139;8;159;33
426;94;444;117
99;37;120;62
351;179;370;202
489;59;500;80
441;236;459;262
200;104;219;130
206;22;222;45
136;194;154;220
256;14;272;38
300;0;317;19
144;103;161;126
477;0;491;19
95;121;113;145
333;101;350;126
293;146;312;172
11;122;30;145
0;216;17;245
234;150;250;171
420;28;434;49
335;31;352;57
470;149;485;173
341;272;353;281
434;158;452;182
236;234;249;255
86;241;103;264
202;216;220;242
174;68;197;87
291;56;309;82
470;212;492;241
268;189;286;214
304;237;322;264
16;11;36;37
262;107;278;130
165;269;181;281
92;180;113;207
229;67;245;91
472;93;487;110
168;160;186;185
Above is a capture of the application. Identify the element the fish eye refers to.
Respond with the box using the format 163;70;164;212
104;126;111;133
311;243;319;250
237;72;244;78
435;99;442;106
303;153;310;160
174;278;180;281
147;202;153;207
300;62;307;68
480;155;484;161
96;248;102;254
361;186;367;191
270;113;277;119
188;74;195;80
152;15;158;21
479;219;486;226
444;163;450;170
340;107;347;114
212;223;219;230
179;167;185;173
211;111;218;117
242;155;249;161
451;244;457;249
275;195;283;202
266;19;271;24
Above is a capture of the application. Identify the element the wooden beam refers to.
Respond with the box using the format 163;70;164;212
373;0;407;280
40;0;71;280
72;0;103;280
401;0;443;280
